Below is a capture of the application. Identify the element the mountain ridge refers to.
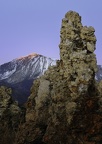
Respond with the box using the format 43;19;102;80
0;53;56;104
0;53;56;83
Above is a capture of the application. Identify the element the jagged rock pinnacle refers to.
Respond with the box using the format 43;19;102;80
14;11;101;144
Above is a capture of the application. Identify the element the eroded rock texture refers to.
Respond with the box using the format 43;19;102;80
14;11;102;144
0;86;25;144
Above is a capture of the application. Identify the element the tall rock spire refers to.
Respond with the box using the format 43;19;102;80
59;11;97;97
14;11;102;144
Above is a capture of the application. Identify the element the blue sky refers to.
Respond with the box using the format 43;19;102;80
0;0;102;64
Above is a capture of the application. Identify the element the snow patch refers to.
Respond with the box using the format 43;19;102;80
0;66;16;80
95;75;98;80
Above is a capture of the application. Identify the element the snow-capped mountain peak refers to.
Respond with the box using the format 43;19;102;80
0;53;56;84
0;54;56;104
15;53;39;61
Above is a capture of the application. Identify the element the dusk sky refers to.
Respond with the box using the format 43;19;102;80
0;0;102;64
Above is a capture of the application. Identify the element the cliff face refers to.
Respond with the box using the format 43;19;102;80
14;11;102;144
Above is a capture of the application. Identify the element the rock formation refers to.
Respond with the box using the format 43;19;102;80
0;11;102;144
0;86;25;144
14;11;102;144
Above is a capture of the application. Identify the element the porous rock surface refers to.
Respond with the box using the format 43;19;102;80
0;86;25;144
14;11;102;144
